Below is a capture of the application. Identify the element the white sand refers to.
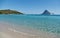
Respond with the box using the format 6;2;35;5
0;22;60;38
0;32;13;38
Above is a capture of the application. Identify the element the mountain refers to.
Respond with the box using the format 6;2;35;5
0;9;23;14
41;10;51;15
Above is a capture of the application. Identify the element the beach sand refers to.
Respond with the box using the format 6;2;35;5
0;22;60;38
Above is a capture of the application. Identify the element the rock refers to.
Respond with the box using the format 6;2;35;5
42;10;51;15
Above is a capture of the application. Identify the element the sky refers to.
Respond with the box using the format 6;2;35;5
0;0;60;14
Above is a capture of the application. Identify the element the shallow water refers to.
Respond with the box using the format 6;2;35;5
0;15;60;35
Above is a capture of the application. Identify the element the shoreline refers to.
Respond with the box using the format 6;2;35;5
0;21;60;38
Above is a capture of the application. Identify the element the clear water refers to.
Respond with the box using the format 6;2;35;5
0;15;60;34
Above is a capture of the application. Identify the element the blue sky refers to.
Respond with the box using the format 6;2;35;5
0;0;60;14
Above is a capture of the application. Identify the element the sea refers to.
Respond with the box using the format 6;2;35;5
0;14;60;35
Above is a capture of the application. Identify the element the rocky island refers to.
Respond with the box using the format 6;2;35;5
41;10;51;15
0;9;23;14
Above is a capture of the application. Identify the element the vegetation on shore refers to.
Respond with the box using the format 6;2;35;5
0;9;23;14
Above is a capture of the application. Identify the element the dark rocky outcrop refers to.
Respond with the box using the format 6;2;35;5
41;10;51;15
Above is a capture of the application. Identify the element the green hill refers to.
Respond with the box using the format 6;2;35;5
0;9;23;14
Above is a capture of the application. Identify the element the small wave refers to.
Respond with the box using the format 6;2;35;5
8;28;37;36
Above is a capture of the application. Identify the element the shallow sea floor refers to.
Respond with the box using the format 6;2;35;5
0;22;60;38
0;15;60;38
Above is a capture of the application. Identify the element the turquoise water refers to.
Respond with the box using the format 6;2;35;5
0;15;60;34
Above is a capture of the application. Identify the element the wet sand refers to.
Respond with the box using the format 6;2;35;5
0;22;60;38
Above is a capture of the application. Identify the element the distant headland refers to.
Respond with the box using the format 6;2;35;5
0;9;23;14
0;9;56;16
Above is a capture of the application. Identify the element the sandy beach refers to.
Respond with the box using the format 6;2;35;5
0;22;60;38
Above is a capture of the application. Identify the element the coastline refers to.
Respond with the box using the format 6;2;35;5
0;21;59;38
